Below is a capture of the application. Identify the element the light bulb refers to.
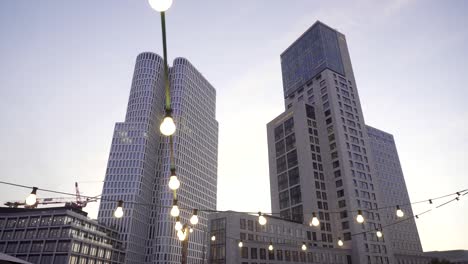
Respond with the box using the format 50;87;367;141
238;241;243;248
170;200;180;217
211;235;216;241
168;174;180;190
268;243;274;251
114;200;124;218
189;228;193;233
177;230;186;241
175;217;182;231
356;210;365;223
190;209;199;225
301;243;307;251
376;230;383;238
310;213;320;227
337;239;344;247
396;206;404;218
160;114;176;136
25;187;38;206
258;212;267;225
148;0;173;12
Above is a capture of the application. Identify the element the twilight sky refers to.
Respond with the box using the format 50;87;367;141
1;0;467;251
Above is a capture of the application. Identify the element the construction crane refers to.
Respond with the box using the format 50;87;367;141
4;182;98;209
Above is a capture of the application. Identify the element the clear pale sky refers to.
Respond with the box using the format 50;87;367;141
0;0;467;252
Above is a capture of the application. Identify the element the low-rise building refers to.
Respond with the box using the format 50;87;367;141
0;205;125;264
208;211;352;264
424;250;468;264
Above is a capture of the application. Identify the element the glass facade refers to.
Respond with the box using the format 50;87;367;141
281;22;345;98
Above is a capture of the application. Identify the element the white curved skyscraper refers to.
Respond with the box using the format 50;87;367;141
98;52;218;264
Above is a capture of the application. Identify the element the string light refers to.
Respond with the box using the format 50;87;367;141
268;243;274;251
168;169;180;190
25;187;38;206
170;199;180;217
148;0;173;12
429;199;433;204
396;205;404;218
238;241;243;248
160;110;176;136
258;212;267;225
190;209;199;225
301;242;307;251
114;200;124;218
175;216;182;231
211;235;216;241
337;238;344;247
376;230;383;238
356;210;364;223
310;212;320;227
189;227;193;233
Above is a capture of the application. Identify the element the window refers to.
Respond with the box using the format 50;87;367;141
241;247;248;258
274;125;284;141
284;118;294;135
275;140;285;156
279;191;290;209
288;167;300;186
338;200;346;208
277;250;283;261
336;180;343;187
259;248;266;260
285;134;296;151
251;248;258;259
287;150;298;168
290;186;302;205
337;189;344;198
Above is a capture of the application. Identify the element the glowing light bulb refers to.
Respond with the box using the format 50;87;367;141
376;230;383;238
177;230;186;241
356;210;365;223
190;209;199;225
189;228;193;233
25;187;38;206
170;200;180;217
301;243;307;251
258;212;267;225
310;212;320;227
211;235;216;241
337;239;344;247
168;169;180;190
160;113;176;136
238;241;243;248
148;0;173;12
175;217;182;231
396;205;404;218
268;243;274;251
114;200;124;218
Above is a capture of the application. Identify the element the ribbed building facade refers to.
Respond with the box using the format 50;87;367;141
98;53;218;264
366;126;423;257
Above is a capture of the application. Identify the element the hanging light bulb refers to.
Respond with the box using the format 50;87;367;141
258;212;267;225
148;0;173;12
415;215;419;219
396;205;404;218
238;241;243;248
211;235;216;241
310;212;320;227
168;168;180;190
170;199;180;217
114;200;124;218
376;230;383;238
337;238;344;247
177;230;186;241
301;242;307;251
189;227;193;233
429;199;433;204
174;216;182;231
160;110;176;136
25;187;38;206
268;243;274;251
190;209;199;225
356;210;365;223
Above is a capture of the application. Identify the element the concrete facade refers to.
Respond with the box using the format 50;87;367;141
97;52;218;264
266;21;428;264
0;206;125;264
208;212;352;264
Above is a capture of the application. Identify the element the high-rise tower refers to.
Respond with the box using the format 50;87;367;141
98;52;218;264
267;21;419;264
